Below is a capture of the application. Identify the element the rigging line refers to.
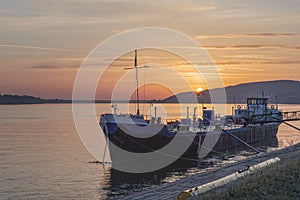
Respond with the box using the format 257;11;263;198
283;121;300;132
143;64;146;114
142;70;144;114
122;52;135;114
138;51;151;115
222;129;260;153
135;49;140;115
139;50;147;115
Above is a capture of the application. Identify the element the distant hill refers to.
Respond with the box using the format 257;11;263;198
1;80;299;104
0;94;67;104
163;80;300;104
0;94;113;104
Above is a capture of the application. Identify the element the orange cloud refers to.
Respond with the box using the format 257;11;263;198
203;45;300;50
196;33;300;39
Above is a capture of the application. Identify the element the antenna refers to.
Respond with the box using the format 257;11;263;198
135;49;140;116
123;51;149;116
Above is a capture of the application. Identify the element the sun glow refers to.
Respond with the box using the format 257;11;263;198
195;87;203;96
196;87;203;93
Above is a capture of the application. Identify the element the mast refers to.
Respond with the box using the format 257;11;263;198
135;49;140;116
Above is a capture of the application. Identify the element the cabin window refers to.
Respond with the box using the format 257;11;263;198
247;98;268;105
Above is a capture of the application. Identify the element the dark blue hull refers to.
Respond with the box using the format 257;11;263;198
100;114;280;171
107;125;200;156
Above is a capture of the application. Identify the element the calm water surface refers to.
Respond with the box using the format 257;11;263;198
0;103;299;199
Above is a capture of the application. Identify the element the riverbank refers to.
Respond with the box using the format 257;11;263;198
123;142;300;200
198;143;300;200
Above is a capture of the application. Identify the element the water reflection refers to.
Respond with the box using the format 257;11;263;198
105;158;199;199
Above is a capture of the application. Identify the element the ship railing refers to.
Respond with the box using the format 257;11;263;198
281;111;300;121
267;105;280;110
234;104;247;110
164;118;182;124
145;115;246;131
143;115;183;125
234;105;282;112
232;111;300;123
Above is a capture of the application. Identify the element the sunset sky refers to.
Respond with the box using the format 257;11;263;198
1;0;300;100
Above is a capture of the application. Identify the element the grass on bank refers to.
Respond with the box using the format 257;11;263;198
197;159;300;200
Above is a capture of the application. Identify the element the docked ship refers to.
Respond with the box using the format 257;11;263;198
99;50;283;170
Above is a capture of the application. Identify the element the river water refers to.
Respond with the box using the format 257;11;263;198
0;103;299;199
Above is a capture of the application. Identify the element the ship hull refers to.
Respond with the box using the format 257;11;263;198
105;124;201;170
206;123;280;153
101;121;280;170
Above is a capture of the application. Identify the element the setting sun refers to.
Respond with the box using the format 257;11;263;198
196;88;203;93
195;87;204;96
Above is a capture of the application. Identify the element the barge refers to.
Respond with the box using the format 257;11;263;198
99;50;282;171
